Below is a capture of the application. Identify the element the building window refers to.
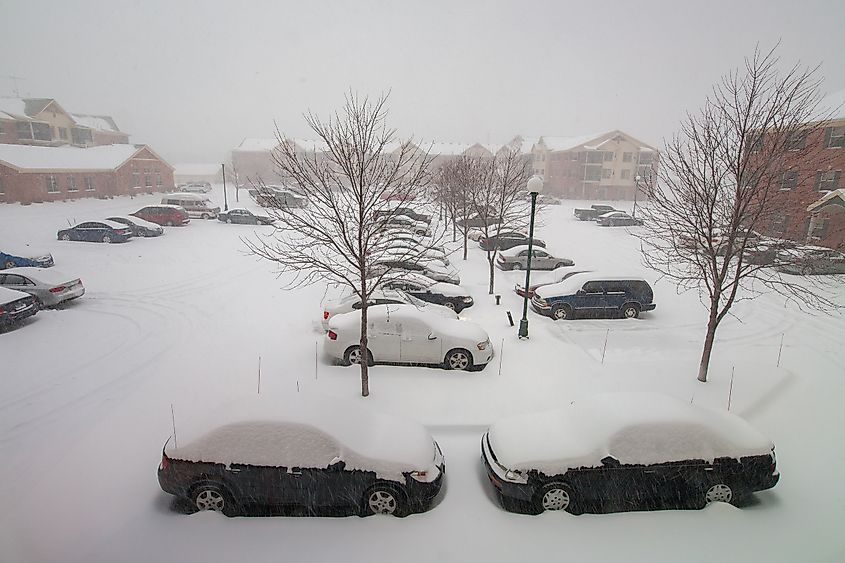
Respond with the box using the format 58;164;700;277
786;131;806;151
67;176;78;192
603;151;614;161
584;167;602;181
814;170;841;191
601;168;613;179
46;175;59;193
85;177;95;191
156;172;163;187
144;168;152;188
638;152;654;165
59;127;68;141
16;122;33;140
132;171;141;188
32;122;51;141
71;127;93;146
586;151;604;164
825;126;845;148
780;170;798;190
622;152;633;162
771;214;788;235
809;217;829;240
621;169;631;180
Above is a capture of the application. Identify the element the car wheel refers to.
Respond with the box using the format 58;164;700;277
535;483;580;514
444;348;473;371
552;305;571;320
4;260;15;269
511;263;522;271
443;301;456;311
343;346;374;367
704;483;733;505
190;483;236;516
801;265;813;276
166;221;174;227
60;233;71;241
101;234;113;244
622;303;641;319
226;218;233;224
202;213;210;220
363;485;405;517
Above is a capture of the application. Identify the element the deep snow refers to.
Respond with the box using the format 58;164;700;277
1;187;844;563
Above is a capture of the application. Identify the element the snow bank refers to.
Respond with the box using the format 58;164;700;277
488;393;774;473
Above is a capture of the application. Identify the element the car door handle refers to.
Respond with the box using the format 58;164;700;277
287;469;302;476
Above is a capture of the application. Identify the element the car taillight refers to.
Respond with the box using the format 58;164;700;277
323;311;330;319
409;470;428;482
49;286;66;293
327;330;337;340
160;453;170;471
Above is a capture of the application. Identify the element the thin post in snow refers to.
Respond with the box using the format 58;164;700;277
315;341;318;381
296;380;300;393
776;333;785;367
727;366;735;411
498;338;504;376
257;356;261;395
601;329;610;364
170;403;178;449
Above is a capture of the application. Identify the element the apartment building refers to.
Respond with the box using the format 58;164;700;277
0;97;129;147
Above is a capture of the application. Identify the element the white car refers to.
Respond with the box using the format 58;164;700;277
385;241;450;266
325;305;493;371
0;267;84;307
321;288;458;330
382;216;431;237
373;253;460;285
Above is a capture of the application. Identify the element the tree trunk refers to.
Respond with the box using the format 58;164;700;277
488;255;495;294
463;234;468;261
697;305;720;383
359;282;370;397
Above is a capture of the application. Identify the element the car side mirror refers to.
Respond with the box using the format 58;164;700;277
577;289;586;296
328;458;346;472
601;456;620;468
428;333;438;340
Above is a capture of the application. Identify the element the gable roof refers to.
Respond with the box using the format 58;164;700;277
539;130;658;153
70;113;124;134
24;98;55;116
807;188;845;212
0;144;159;172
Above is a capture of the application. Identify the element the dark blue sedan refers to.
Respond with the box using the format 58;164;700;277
57;220;133;243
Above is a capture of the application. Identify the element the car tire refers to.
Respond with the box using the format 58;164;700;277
801;265;813;276
343;346;374;367
622;303;640;319
444;348;473;371
511;263;522;271
4;260;15;269
166;221;174;227
201;213;210;220
101;234;113;244
226;218;233;224
704;483;733;505
362;484;407;517
552;304;572;320
190;482;237;516
60;233;71;241
535;483;580;514
443;301;456;311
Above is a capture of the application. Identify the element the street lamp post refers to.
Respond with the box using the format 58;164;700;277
518;175;544;339
631;174;641;219
221;163;229;212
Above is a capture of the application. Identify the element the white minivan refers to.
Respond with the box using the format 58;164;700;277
161;193;220;219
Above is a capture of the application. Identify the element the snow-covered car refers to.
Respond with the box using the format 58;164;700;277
57;220;133;243
381;216;431;236
496;245;574;271
217;208;275;225
106;215;165;237
373;256;460;285
515;267;589;298
326;304;493;371
479;232;544;252
0;267;84;307
775;245;845;275
1;248;54;270
0;286;38;329
321;288;458;330
180;182;212;193
481;393;779;515
596;211;643;227
158;395;445;517
380;272;474;312
384;241;450;266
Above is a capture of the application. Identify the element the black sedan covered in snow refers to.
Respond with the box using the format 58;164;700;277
596;211;644;227
106;215;164;237
217;208;275;225
482;393;779;515
158;396;445;517
57;220;132;243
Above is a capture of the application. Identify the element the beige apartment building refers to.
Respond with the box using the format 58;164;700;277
0;97;129;147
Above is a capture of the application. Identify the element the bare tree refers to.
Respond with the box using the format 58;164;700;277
436;156;485;259
244;93;434;397
638;46;839;383
470;147;532;294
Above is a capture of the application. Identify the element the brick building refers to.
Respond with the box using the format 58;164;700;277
0;144;174;204
0;97;129;147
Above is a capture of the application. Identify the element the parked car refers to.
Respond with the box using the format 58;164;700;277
0;286;38;329
573;204;618;221
776;245;845;275
249;185;307;208
57;220;132;243
480;233;546;252
373;256;460;285
380;272;474;312
0;267;84;307
457;212;502;229
321;288;458;330
180;182;212;193
326;304;493;371
381;216;431;237
161;193;220;219
596;211;644;227
374;207;431;224
385;241;450;267
481;392;779;514
738;237;797;265
158;395;445;517
496;245;574;271
515;268;589;298
532;272;655;320
1;248;54;270
131;205;191;226
106;215;164;237
217;208;275;225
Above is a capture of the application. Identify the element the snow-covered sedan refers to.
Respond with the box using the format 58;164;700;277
321;288;458;330
379;272;474;312
482;393;779;515
374;255;460;285
596;211;644;227
0;267;84;307
217;208;275;225
158;395;445;517
106;215;165;237
0;286;38;329
326;304;493;371
496;245;575;271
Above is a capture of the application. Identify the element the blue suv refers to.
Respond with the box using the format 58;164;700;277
532;273;656;320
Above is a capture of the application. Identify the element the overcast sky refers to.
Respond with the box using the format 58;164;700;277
1;0;843;164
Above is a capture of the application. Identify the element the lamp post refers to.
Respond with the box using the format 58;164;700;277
518;175;544;339
631;174;641;219
221;163;229;211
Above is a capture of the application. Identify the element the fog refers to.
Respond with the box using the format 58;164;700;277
2;0;843;163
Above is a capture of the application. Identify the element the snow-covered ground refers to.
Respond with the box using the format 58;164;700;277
1;187;844;563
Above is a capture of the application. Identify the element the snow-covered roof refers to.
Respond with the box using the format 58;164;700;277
807;188;845;212
166;394;436;482
488;393;774;473
70;113;122;133
233;138;279;152
540;132;609;152
535;272;646;298
0;144;145;172
0;97;30;120
426;142;473;156
173;163;221;177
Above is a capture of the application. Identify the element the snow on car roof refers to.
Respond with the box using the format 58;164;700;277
166;394;435;481
534;272;645;297
0;286;33;303
500;244;556;258
75;219;130;230
329;304;486;340
107;215;161;230
489;393;774;473
598;211;628;218
3;267;78;284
